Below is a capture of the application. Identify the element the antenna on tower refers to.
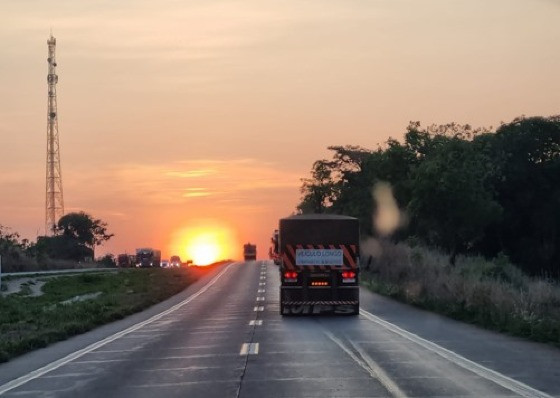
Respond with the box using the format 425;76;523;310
45;33;65;235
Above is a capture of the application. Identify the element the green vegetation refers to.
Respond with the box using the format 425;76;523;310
361;240;560;345
298;115;560;277
0;211;114;272
298;115;560;343
0;267;205;362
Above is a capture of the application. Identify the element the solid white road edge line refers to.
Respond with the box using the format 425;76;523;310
0;263;236;396
323;330;407;398
359;309;553;398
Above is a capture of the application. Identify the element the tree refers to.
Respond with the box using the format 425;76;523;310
491;116;560;276
97;254;116;268
297;160;337;214
56;212;114;253
0;224;24;262
297;146;373;218
408;137;502;264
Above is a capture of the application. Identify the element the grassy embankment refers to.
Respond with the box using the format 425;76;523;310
0;266;214;362
361;240;560;346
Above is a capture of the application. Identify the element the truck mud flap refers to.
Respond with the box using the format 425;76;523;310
281;303;358;316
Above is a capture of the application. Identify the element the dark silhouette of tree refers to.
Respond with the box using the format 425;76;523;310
296;116;560;277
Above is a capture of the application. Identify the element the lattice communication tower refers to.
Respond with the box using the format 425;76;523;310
45;33;64;235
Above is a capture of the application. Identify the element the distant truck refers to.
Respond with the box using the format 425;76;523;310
117;254;134;268
170;255;181;267
135;248;161;268
243;243;257;261
279;214;360;315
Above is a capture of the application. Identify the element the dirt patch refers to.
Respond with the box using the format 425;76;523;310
1;278;47;297
60;292;103;305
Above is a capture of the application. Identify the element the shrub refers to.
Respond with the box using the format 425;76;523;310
361;239;560;345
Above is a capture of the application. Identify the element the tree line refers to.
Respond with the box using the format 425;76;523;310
298;116;560;277
0;212;113;271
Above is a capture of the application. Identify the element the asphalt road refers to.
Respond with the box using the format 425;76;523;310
0;261;559;397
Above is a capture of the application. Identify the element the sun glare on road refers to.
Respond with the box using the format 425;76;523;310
170;222;236;266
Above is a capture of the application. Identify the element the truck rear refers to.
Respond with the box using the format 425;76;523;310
243;243;257;261
279;214;360;315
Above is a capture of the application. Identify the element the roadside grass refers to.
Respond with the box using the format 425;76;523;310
0;266;214;362
360;240;560;346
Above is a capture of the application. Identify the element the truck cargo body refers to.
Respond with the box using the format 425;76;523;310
243;243;257;261
135;248;161;268
279;214;359;315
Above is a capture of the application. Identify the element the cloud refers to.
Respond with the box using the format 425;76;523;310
165;169;216;178
77;158;301;207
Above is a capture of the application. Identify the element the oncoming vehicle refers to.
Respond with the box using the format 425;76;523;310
160;259;170;268
170;255;181;267
135;248;161;268
279;214;360;316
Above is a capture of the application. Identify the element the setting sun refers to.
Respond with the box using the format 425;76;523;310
187;236;221;265
169;221;237;266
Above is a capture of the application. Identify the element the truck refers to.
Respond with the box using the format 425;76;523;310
243;243;257;261
279;214;360;315
135;248;161;268
117;254;134;268
170;255;181;267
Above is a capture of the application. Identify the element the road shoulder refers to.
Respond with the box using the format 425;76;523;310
359;286;560;396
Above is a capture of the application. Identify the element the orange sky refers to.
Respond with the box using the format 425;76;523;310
1;0;559;260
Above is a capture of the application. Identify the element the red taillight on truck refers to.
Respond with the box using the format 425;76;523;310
341;271;356;283
283;271;298;282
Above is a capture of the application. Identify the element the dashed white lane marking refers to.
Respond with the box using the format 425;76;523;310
257;289;265;293
259;282;266;286
260;276;266;280
256;297;265;302
0;263;237;396
239;343;259;355
253;306;264;312
323;330;407;398
359;309;553;398
249;320;263;326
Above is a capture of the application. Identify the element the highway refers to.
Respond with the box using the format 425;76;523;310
0;261;559;397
